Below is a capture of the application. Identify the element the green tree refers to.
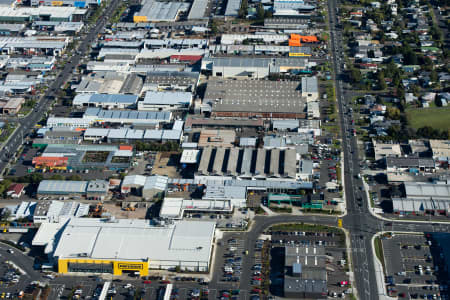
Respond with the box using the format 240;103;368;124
377;70;387;90
238;0;248;19
210;19;219;35
349;67;362;84
256;3;265;21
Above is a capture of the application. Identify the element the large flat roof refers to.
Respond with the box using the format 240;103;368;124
204;79;305;114
51;218;215;263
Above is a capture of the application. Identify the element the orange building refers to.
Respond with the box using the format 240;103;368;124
32;156;68;170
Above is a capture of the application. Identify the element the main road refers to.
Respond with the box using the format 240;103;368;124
0;0;120;175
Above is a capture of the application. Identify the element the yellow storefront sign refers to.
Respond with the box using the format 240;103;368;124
133;16;147;23
58;259;149;276
289;52;311;57
52;1;63;5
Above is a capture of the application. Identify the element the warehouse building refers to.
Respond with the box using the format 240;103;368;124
184;117;264;131
284;245;328;299
385;157;435;174
197;147;298;180
198;129;236;148
36;180;109;200
160;197;232;219
133;0;190;22
33;144;132;171
33;200;90;223
121;175;169;199
0;6;87;22
220;34;288;45
30;0;100;7
392;181;450;216
429;139;450;161
83;108;172;125
144;71;199;92
32;218;216;274
301;76;318;102
224;0;242;16
138;91;193;111
204;79;306;119
201;57;308;78
0;36;69;56
187;0;208;19
73;94;138;109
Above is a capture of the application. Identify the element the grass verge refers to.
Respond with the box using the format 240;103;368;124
406;106;450;130
374;236;386;273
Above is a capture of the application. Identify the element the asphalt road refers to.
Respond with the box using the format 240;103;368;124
0;0;120;176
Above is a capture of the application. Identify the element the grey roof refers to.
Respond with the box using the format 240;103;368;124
203;185;246;200
273;120;299;131
386;157;435;168
107;128;128;139
143;130;163;140
37;180;88;195
73;94;138;105
204;57;307;69
84;108;171;122
87;180;109;194
162;129;182;140
187;0;208;19
143;91;192;105
204;79;305;114
239;137;257;147
144;175;168;191
404;182;450;200
224;179;313;190
301;76;318;94
125;129;144;140
224;0;242;16
135;0;190;21
284;277;327;295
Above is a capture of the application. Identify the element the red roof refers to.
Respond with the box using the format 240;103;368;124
32;156;68;167
8;183;24;195
170;55;203;62
119;145;133;151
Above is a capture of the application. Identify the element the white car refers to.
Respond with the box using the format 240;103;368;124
7;249;14;254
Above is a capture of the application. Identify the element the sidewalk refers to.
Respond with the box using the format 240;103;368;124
371;233;398;300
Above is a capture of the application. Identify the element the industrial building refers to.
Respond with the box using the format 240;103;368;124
32;218;216;274
224;0;242;16
429;139;450;161
73;94;138;109
184;117;264;131
37;180;109;200
75;72;144;95
392;181;450;216
0;36;69;56
204;79;307;119
0;6;87;22
283;245;328;299
301;76;319;102
144;71;199;92
201;57;308;78
138;91;193;111
187;0;208;19
198;129;236;148
133;0;190;22
121;175;169;199
33;200;90;223
197;147;298;180
33;144;133;171
220;34;288;45
30;0;100;7
160;197;232;219
83;107;172;125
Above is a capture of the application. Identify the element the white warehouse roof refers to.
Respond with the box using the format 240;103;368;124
48;218;216;264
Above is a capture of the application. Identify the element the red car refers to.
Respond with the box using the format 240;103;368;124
160;280;171;284
253;277;262;281
251;289;261;294
143;280;151;284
